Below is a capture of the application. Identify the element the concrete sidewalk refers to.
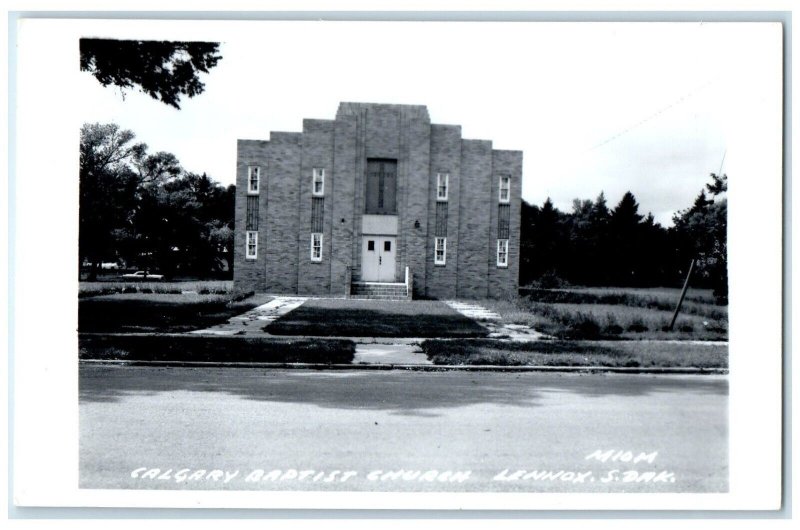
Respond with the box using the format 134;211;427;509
353;343;433;365
444;300;549;341
186;296;553;366
189;295;308;336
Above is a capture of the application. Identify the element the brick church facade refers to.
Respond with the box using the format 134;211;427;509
233;102;522;299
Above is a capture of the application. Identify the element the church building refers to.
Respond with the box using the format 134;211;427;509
233;102;522;299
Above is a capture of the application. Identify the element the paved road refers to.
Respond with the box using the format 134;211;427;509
79;365;728;493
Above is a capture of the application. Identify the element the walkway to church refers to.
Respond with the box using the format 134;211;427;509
188;295;306;337
188;295;546;366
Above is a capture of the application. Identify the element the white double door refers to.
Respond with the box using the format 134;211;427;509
361;236;397;282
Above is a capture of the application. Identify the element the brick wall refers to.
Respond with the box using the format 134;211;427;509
488;149;523;298
330;115;358;295
263;132;302;293
425;124;462;299
235;103;522;299
233;139;270;292
456;139;493;298
297;120;335;294
400;112;431;297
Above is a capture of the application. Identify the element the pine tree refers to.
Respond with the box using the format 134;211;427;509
609;192;644;285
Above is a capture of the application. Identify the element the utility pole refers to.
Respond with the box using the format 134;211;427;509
668;259;695;331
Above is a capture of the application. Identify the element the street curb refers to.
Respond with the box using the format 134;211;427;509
79;359;728;375
78;332;730;345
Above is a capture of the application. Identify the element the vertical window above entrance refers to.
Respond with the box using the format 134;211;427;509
365;158;397;214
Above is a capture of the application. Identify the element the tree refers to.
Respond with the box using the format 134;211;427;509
588;192;612;284
609;191;644;285
79;123;142;279
672;173;728;303
520;198;572;286
80;39;222;109
132;150;183;184
706;173;728;195
80;122;235;280
567;198;595;284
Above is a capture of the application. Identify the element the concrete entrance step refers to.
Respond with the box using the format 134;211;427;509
350;294;408;300
351;282;408;300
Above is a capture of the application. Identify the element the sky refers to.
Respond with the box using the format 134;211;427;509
75;21;743;226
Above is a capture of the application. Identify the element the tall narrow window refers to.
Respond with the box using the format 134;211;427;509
497;239;509;267
246;196;259;230
246;231;258;260
436;172;449;201
312;168;325;196
435;202;448;237
311;233;323;261
311;197;324;232
497;203;510;239
499;175;511;203
434;237;447;266
248;166;260;194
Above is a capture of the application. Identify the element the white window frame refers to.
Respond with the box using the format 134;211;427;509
434;237;447;266
499;175;511;203
248;166;260;195
497;238;509;268
312;168;325;196
311;232;323;261
245;231;258;260
436;172;449;201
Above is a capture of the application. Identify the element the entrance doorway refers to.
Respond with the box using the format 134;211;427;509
361;236;397;282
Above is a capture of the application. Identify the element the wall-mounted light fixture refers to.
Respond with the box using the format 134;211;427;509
414;220;421;229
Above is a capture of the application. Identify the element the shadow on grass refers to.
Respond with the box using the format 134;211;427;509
79;298;258;333
265;307;488;338
79;365;727;417
79;335;355;364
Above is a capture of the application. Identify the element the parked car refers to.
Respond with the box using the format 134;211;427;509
121;271;164;280
101;262;120;270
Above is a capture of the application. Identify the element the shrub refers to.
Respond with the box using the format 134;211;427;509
564;313;601;339
627;318;648;333
603;315;623;335
531;271;570;289
230;290;255;303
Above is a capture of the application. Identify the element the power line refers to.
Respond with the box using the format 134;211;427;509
585;76;719;153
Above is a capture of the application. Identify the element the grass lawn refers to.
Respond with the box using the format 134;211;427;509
265;298;489;338
421;339;728;369
79;280;234;297
78;292;261;333
80;334;355;364
483;286;728;341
